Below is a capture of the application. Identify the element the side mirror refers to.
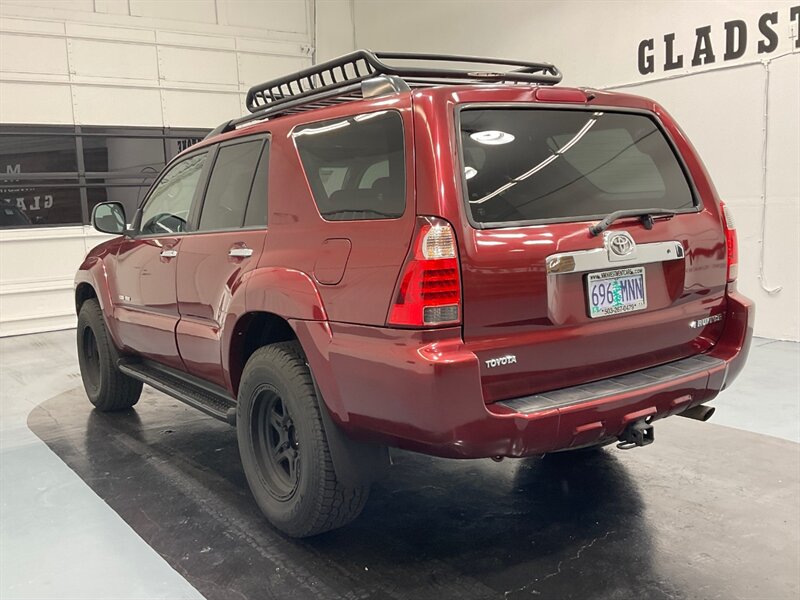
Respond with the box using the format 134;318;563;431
92;202;127;235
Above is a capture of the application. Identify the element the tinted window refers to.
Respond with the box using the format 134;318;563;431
199;140;263;231
294;111;405;221
0;131;78;172
140;152;207;235
319;166;347;196
460;109;695;226
359;160;388;188
1;182;82;226
0;128;82;227
244;144;269;228
82;130;165;175
0;125;210;229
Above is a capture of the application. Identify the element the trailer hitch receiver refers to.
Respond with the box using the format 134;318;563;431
617;420;654;450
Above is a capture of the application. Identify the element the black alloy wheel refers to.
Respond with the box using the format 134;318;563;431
254;390;301;499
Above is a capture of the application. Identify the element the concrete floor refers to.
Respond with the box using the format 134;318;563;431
1;329;798;599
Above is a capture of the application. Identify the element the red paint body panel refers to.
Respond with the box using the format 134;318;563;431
175;230;265;387
111;236;185;371
75;82;754;458
296;293;752;458
313;239;352;285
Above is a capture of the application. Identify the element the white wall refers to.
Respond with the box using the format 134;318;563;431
315;0;355;61
351;0;800;341
0;0;314;336
3;0;798;340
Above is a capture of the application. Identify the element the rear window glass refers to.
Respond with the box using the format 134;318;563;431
459;109;695;226
199;139;264;231
294;111;405;221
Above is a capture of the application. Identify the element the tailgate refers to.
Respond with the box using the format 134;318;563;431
455;107;727;402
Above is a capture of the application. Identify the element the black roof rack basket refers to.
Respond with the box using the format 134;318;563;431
206;50;561;139
246;50;560;114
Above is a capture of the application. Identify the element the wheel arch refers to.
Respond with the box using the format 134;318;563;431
226;311;298;396
75;282;98;314
230;317;389;489
226;266;329;395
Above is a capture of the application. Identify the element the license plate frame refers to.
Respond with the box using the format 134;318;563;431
586;266;647;318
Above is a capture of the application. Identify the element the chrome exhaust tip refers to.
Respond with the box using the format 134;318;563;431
679;404;716;422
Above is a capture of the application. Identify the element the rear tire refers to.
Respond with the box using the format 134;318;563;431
76;299;142;411
236;341;369;537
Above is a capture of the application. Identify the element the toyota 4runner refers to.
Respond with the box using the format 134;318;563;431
75;51;754;537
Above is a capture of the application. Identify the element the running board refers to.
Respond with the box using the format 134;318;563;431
498;354;724;415
118;359;237;425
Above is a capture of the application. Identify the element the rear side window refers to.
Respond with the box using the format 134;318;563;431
244;143;269;228
199;139;265;231
459;109;695;226
294;111;405;221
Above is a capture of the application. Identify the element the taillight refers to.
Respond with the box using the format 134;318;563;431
387;217;461;327
720;201;738;282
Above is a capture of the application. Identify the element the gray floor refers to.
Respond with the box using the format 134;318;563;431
1;330;798;599
710;336;800;443
0;329;203;600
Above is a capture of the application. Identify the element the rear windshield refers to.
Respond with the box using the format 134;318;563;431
459;108;695;226
294;111;405;221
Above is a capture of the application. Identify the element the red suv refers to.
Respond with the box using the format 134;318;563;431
75;51;753;537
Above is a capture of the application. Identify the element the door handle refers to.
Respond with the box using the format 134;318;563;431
229;247;254;258
160;249;178;258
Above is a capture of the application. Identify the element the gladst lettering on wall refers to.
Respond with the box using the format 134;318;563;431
638;5;800;75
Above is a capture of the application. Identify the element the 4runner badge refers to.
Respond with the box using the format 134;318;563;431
689;314;723;328
485;355;517;368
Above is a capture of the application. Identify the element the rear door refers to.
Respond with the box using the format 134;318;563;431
455;107;727;402
175;136;268;387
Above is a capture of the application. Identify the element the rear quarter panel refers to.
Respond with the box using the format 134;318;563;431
257;94;417;326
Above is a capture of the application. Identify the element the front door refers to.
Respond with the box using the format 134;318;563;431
176;136;269;387
113;150;211;370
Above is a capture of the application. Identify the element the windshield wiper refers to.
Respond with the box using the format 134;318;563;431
588;208;677;237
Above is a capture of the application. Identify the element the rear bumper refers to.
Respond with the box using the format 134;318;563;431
294;291;754;459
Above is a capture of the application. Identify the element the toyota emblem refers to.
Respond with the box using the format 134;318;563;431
609;232;635;256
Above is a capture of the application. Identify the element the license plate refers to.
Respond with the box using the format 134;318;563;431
587;267;647;318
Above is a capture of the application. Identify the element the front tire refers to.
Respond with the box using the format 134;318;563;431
76;299;142;411
236;341;369;537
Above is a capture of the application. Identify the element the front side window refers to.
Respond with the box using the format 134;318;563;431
459;109;695;226
294;111;405;221
139;152;207;235
198;139;265;231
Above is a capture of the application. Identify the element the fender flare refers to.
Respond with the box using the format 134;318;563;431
74;257;123;349
221;266;328;393
243;267;328;321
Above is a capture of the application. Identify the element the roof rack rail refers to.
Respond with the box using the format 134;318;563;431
246;50;561;115
204;50;561;139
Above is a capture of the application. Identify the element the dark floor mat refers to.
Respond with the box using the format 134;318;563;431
28;387;800;600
